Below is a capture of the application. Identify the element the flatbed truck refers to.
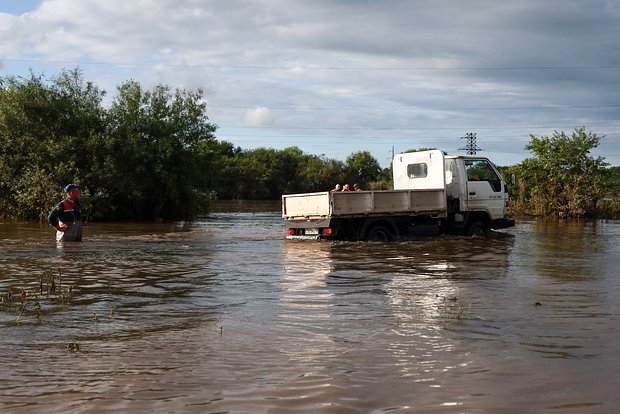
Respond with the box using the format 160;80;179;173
282;150;515;240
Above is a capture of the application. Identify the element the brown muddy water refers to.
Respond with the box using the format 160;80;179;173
1;202;619;413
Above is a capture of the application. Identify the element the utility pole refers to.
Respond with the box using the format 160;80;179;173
387;146;395;165
459;132;482;155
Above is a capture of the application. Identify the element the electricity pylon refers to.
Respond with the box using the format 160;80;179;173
459;132;482;155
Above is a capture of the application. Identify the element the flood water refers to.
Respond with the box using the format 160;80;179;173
1;202;619;413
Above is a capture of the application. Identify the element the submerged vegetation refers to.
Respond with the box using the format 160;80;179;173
0;268;73;323
503;128;620;219
1;69;618;221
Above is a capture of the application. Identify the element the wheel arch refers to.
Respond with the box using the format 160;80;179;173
465;211;492;227
464;211;492;237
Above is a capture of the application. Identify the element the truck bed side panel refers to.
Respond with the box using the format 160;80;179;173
283;190;446;220
282;192;331;219
407;189;447;211
332;190;446;215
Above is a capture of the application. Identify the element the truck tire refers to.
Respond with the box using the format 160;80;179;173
366;224;392;242
466;221;488;238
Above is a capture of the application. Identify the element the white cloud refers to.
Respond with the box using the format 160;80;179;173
1;0;619;166
244;106;274;127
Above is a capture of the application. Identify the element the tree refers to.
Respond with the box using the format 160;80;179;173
345;151;381;185
402;147;437;153
0;69;106;220
194;139;241;199
102;80;217;219
297;155;346;193
602;166;620;197
512;128;607;218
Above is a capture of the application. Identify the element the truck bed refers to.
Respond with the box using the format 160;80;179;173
282;189;447;221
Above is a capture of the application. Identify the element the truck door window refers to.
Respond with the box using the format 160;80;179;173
465;160;501;192
407;163;428;178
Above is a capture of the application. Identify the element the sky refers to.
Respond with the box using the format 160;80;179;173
1;0;619;167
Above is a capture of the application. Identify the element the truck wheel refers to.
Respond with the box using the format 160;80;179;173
366;224;392;242
466;221;488;238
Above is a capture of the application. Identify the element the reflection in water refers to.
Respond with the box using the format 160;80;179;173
282;241;333;288
1;217;619;413
279;242;339;388
281;237;516;385
528;219;609;281
510;220;619;363
280;238;506;400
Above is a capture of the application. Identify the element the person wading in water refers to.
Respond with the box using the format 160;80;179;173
48;184;83;242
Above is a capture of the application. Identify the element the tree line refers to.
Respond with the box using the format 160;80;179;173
1;70;618;221
0;70;388;221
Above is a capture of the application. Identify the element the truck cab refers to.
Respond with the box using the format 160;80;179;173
393;150;512;235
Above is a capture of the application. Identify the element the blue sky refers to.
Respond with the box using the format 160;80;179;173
0;0;41;15
1;0;619;167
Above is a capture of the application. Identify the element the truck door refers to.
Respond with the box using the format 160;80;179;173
464;158;505;219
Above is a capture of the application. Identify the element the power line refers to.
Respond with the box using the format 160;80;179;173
209;104;620;111
3;57;620;71
216;124;620;131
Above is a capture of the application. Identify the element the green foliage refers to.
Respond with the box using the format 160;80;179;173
297;155;346;193
402;147;437;153
596;197;620;218
345;151;382;185
510;128;608;218
595;167;620;218
0;68;399;220
189;144;392;199
194;139;242;199
98;80;217;219
212;147;387;198
602;166;620;197
0;69;106;220
0;69;217;221
205;146;348;199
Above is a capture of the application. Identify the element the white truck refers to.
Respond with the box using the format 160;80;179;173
282;149;515;240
